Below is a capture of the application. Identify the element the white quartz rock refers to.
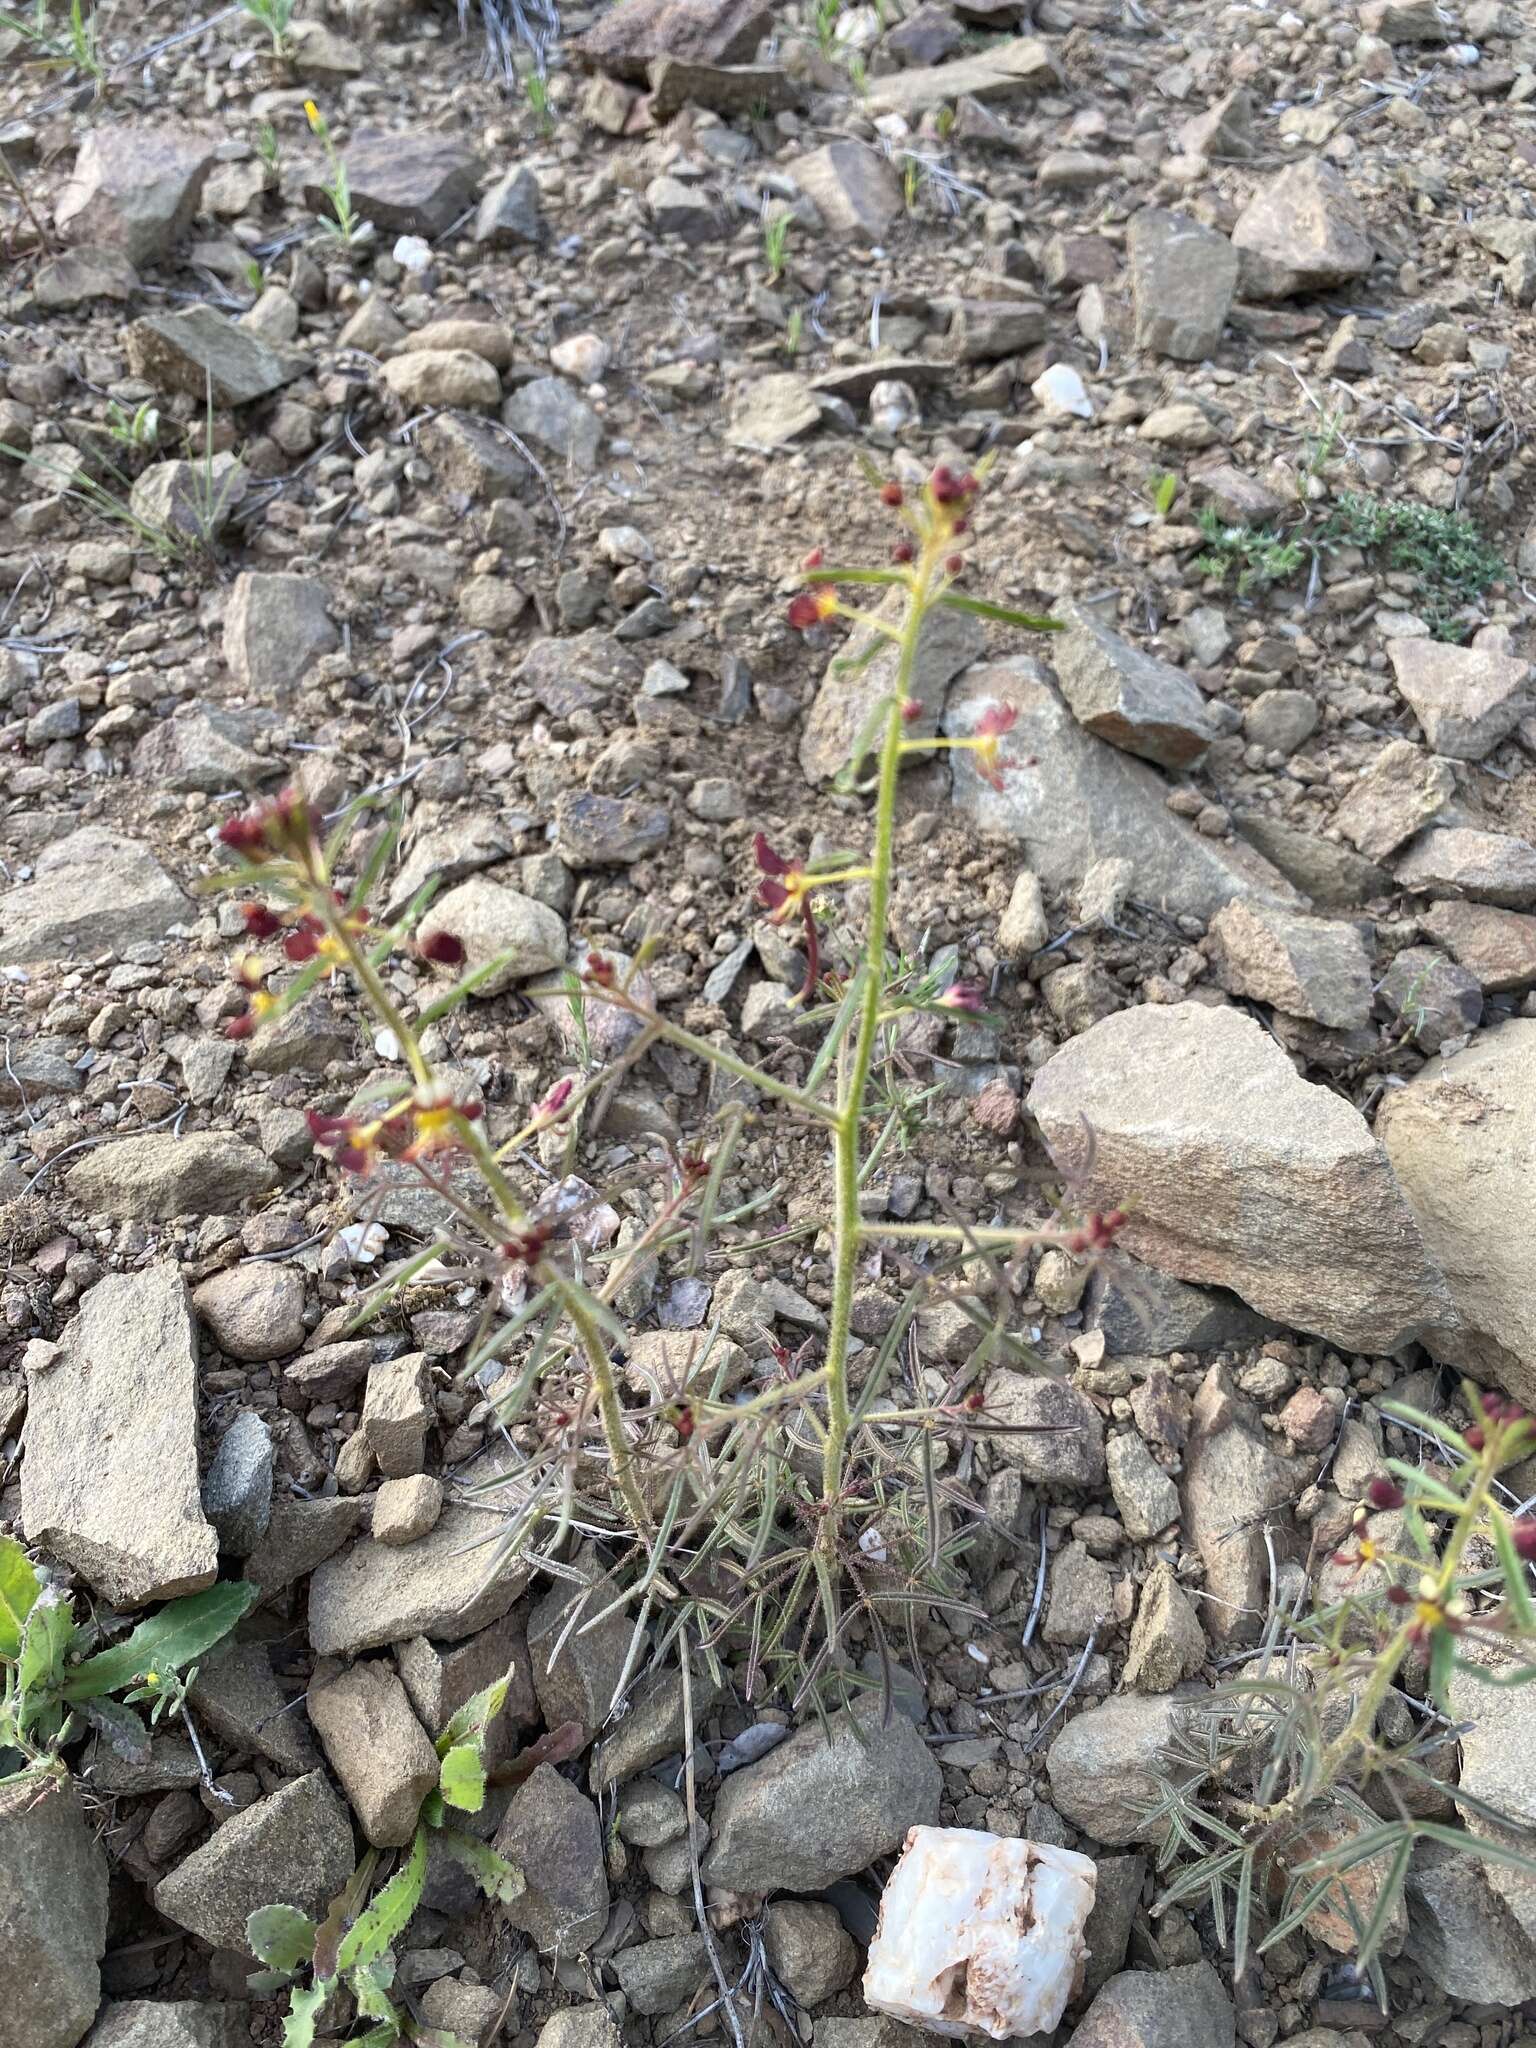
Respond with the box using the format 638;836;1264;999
862;1826;1097;2041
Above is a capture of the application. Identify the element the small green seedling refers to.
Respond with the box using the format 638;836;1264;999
762;211;791;283
238;0;293;55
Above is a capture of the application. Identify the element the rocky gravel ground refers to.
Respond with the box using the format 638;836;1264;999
3;0;1536;2042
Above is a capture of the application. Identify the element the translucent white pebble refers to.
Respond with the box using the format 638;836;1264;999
862;1826;1097;2041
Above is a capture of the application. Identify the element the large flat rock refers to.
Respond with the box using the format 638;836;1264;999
1026;1001;1457;1354
943;658;1300;921
307;1447;537;1654
22;1265;218;1606
0;826;186;965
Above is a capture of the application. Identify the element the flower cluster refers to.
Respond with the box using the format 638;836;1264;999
225;895;374;1038
217;788;318;869
306;1078;484;1176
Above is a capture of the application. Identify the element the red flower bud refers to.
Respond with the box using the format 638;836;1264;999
419;930;465;966
1367;1476;1405;1511
1386;1584;1413;1606
242;903;281;940
284;928;320;963
1466;1425;1486;1452
1512;1519;1536;1562
880;481;903;507
900;697;922;723
891;540;914;564
945;554;964;576
802;546;825;570
224;1009;255;1040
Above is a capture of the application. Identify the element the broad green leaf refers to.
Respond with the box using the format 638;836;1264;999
247;1904;317;1972
350;1953;399;2023
434;1826;525;1905
936;592;1064;631
80;1696;149;1765
436;1667;512;1754
18;1590;74;1710
62;1581;257;1701
337;1828;428;1974
282;1983;325;2048
438;1742;485;1814
0;1535;40;1659
244;1970;297;1997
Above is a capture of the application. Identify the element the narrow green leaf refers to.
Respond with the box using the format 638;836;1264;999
247;1904;317;1972
1416;1820;1536;1876
337;1828;428;1973
936;591;1064;631
1356;1836;1413;1971
0;1536;40;1660
1292;1820;1408;1878
831;691;899;791
415;953;522;1026
800;566;908;587
1490;1516;1536;1633
438;1742;486;1814
63;1581;257;1700
1232;1850;1256;1973
1378;1401;1472;1460
434;1827;525;1905
1257;1873;1338;1950
1385;1460;1467;1514
1428;1625;1457;1712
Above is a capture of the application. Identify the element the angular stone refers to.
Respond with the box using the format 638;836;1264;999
943;658;1300;921
1182;1365;1297;1646
126;306;307;406
702;1697;941;1892
726;370;821;451
1208;900;1374;1028
1242;688;1319;756
310;130;483;238
1395;827;1536;907
194;1262;305;1362
65;1131;276;1219
32;247;139;309
1124;1564;1207;1690
1086;1259;1273;1357
154;1772;355;1955
307;1450;535;1654
763;1900;858;2005
1379;945;1483;1053
362;1351;431;1478
1052;602;1213;769
0;826;186;965
1419;900;1536;992
1177;88;1256;161
535;2012;622;2048
223;572;337;698
23;1266;217;1606
504;375;603;470
1387;639;1534;760
495;1765;608;1954
128;453;247;539
1070;1963;1234;2048
1106;1432;1180;1542
419;878;566;996
244;1496;361;1598
648;57;800;119
1408;1841;1536;2005
980;1373;1106;1487
647;173;718;242
418;413;531;500
382;348;502;410
1233;811;1391;908
801;595;984;784
201;1410;273;1557
1335;738;1455;862
1190;463;1291;528
396;1612;538;1761
133;704;271;795
189;1640;314;1773
1026;1002;1454;1353
1361;0;1449;35
309;1661;439;1847
553;790;669;867
82;2000;250;2048
527;1569;633;1746
1127;210;1238;362
865;38;1060;115
589;1657;722;1791
785;138;899;240
1378;1022;1536;1403
1047;1694;1183;1845
574;0;771;81
611;1934;712;2015
0;1774;109;2048
1045;1539;1115;1645
474;165;543;245
1232;159;1374;300
953;298;1047;361
373;1474;442;1545
54;125;213;266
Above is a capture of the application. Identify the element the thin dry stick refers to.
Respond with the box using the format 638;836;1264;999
680;1649;746;2048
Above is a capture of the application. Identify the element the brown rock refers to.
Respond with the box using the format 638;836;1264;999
1208;901;1374;1028
1418;901;1536;992
574;0;771;80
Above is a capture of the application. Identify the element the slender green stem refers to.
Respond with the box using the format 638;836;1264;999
818;551;935;1534
564;1283;653;1537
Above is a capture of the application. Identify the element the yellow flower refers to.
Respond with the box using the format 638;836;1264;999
304;99;323;133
